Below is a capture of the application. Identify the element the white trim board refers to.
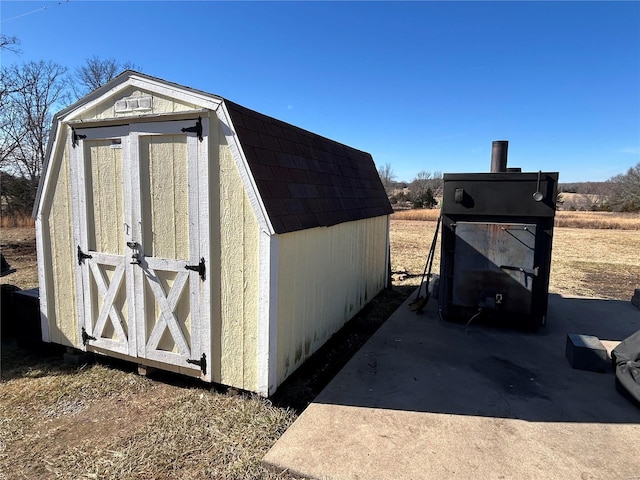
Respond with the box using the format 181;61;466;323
216;102;274;236
257;231;279;397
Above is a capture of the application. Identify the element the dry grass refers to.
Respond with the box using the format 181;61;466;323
0;347;300;480
0;214;35;229
392;209;441;222
392;209;640;230
554;211;640;230
0;226;38;289
390;219;640;300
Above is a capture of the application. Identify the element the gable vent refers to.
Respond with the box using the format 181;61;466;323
115;95;153;113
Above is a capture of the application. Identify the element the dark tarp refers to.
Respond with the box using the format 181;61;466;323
612;329;640;406
1;253;16;277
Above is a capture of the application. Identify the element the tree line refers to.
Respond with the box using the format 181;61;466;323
0;34;136;219
378;162;640;212
377;163;441;209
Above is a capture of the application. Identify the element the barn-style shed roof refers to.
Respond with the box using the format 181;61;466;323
225;101;391;233
36;71;392;234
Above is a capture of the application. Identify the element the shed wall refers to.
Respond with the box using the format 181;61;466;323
40;137;77;346
275;215;389;383
216;123;261;392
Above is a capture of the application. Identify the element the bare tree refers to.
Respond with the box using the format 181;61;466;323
73;56;137;97
430;171;443;197
409;171;438;209
0;34;21;116
409;170;443;198
0;61;70;212
410;170;432;195
377;162;396;194
0;34;20;54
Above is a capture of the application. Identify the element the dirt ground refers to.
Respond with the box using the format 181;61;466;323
1;218;639;479
0;227;37;289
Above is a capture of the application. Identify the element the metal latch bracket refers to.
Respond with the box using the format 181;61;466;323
77;246;93;265
185;257;206;281
81;327;96;346
187;353;207;375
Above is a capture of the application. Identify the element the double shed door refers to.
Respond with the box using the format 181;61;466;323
72;119;210;379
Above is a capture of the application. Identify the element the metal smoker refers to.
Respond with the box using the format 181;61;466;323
438;141;559;327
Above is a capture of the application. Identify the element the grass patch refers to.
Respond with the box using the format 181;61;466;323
36;391;297;480
0;344;300;480
554;211;640;230
392;209;640;230
389;218;640;301
0;214;35;229
392;209;441;222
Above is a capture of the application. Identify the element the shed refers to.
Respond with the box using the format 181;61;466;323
34;71;392;396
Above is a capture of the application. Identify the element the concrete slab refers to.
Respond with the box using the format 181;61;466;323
264;293;640;480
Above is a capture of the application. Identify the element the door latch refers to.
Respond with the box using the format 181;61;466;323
127;241;141;265
187;353;207;375
185;257;206;281
77;246;93;265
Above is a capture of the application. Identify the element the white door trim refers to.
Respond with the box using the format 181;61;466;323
71;119;210;379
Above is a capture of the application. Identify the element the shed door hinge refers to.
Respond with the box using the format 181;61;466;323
81;327;96;346
187;353;207;375
71;128;86;148
185;257;206;281
181;116;203;142
77;246;93;265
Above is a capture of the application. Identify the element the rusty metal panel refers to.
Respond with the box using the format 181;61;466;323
452;222;536;313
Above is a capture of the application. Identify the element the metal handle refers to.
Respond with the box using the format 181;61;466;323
533;171;544;202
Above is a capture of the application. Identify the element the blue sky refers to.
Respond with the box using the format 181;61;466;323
2;1;638;183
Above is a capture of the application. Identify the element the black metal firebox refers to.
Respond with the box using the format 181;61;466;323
438;141;559;327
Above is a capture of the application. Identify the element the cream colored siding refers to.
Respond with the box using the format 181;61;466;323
276;216;389;383
139;135;190;259
84;140;125;255
43;143;77;346
217;129;260;392
78;88;199;121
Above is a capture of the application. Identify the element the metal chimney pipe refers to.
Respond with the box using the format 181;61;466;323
490;140;509;173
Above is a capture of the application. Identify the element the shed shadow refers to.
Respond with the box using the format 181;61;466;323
314;293;640;424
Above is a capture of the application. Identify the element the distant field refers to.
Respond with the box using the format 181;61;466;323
392;209;640;230
390;218;640;300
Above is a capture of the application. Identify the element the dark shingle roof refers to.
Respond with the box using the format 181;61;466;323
225;101;392;234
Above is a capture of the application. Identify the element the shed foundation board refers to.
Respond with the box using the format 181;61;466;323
264;293;640;480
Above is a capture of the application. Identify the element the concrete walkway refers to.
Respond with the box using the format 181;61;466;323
264;292;640;480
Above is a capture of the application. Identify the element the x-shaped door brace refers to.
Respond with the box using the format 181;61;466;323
144;270;191;358
89;262;128;347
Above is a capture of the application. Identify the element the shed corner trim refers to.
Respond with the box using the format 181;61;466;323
257;231;279;396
